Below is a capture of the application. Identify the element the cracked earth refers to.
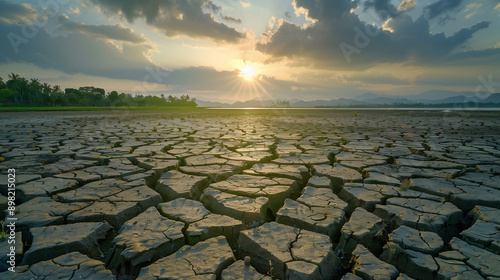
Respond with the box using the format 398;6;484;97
0;109;499;279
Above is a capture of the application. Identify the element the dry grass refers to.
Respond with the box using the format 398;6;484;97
399;178;413;189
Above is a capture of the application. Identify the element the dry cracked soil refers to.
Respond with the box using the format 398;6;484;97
0;109;499;280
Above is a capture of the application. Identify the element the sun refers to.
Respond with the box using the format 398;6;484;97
239;65;257;81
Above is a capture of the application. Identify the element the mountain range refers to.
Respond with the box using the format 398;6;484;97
196;90;500;108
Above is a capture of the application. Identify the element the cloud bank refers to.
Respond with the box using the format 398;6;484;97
57;14;151;46
256;0;492;70
87;0;245;43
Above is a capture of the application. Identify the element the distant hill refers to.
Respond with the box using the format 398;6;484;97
196;90;500;108
351;92;387;101
362;97;414;105
195;100;227;107
409;90;489;101
428;95;467;104
483;93;500;103
228;99;275;108
288;100;330;107
352;90;492;102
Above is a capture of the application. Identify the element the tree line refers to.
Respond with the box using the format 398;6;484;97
0;73;197;107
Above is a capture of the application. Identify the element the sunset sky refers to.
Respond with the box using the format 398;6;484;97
1;0;499;102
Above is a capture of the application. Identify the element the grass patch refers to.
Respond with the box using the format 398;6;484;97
161;145;173;153
0;106;206;112
399;178;413;189
0;221;6;240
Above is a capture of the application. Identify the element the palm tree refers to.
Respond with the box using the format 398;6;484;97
52;85;61;92
50;84;63;106
28;78;41;105
42;82;51;94
168;95;176;105
7;73;19;81
19;78;29;104
7;73;27;104
6;73;20;96
41;82;52;106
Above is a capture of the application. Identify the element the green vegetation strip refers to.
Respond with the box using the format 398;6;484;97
0;106;206;112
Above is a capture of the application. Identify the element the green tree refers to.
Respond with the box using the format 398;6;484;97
49;85;64;106
6;73;28;104
65;88;81;105
28;78;42;105
108;91;119;102
0;89;16;103
1;73;198;107
79;86;105;106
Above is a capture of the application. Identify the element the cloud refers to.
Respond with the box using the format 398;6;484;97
87;0;244;43
222;15;242;24
67;7;81;15
157;66;327;100
424;0;464;20
202;0;220;13
463;2;483;19
465;13;475;19
397;0;416;12
241;1;250;8
464;2;483;12
57;15;152;46
363;0;398;20
438;15;456;25
0;0;37;24
440;48;500;67
161;66;239;92
385;17;490;63
347;72;410;85
414;71;481;86
0;19;161;82
292;0;358;19
256;0;491;70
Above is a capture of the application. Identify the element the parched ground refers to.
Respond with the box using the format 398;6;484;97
0;109;499;280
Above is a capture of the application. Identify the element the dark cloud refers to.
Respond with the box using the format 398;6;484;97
347;72;410;85
414;72;479;86
441;48;500;67
222;15;241;24
384;16;490;63
202;0;220;13
0;20;160;81
257;0;491;70
363;0;398;20
57;15;151;46
438;15;456;25
88;0;244;43
0;0;36;24
424;0;464;20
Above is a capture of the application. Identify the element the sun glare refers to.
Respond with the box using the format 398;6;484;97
239;65;257;81
224;62;272;102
